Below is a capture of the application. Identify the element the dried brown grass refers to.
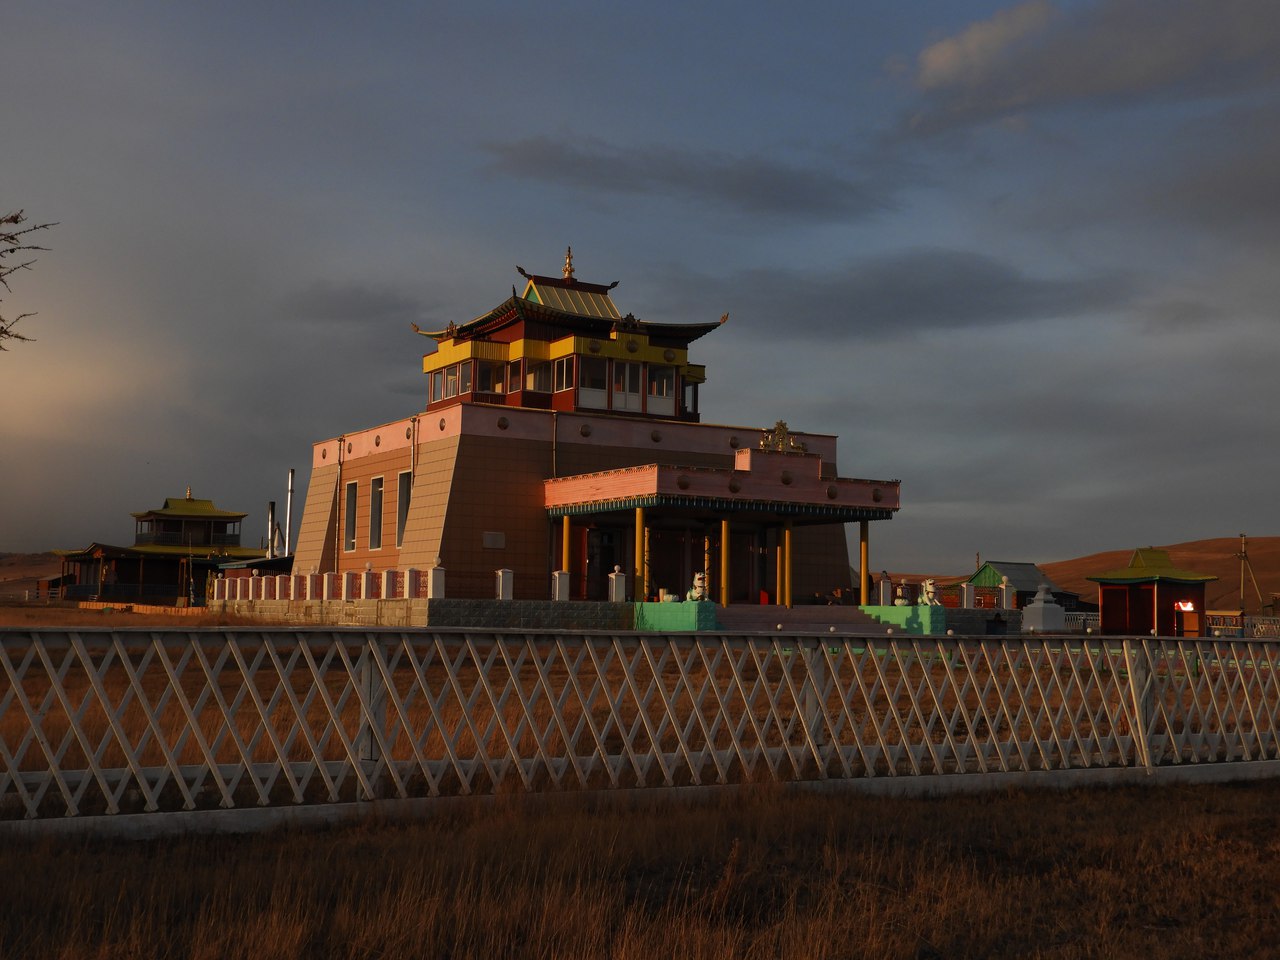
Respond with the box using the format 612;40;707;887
2;780;1279;959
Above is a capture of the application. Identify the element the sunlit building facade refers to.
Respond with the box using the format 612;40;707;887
292;252;900;604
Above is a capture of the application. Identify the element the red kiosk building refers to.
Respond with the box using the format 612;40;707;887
1088;548;1217;636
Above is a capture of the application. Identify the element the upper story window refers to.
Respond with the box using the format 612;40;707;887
648;365;674;398
553;356;574;392
525;360;552;393
477;361;504;393
647;365;676;417
612;361;642;412
579;356;607;409
580;356;607;390
430;370;443;403
683;380;699;416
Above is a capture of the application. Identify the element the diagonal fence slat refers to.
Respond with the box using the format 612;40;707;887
6;628;1280;822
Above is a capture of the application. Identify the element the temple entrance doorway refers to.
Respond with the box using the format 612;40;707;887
585;528;623;600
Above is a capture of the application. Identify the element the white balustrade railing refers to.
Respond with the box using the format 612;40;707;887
3;629;1280;823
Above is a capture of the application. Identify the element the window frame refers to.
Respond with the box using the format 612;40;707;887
368;476;384;551
344;481;358;552
396;470;412;547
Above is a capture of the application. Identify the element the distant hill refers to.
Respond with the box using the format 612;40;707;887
1041;537;1280;614
0;552;63;600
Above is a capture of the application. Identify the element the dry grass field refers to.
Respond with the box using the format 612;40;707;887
3;549;1280;957
2;780;1279;959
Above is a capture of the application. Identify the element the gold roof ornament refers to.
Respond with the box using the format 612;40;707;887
760;420;807;453
563;246;574;280
186;485;192;499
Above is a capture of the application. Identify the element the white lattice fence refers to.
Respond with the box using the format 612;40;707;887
3;629;1280;822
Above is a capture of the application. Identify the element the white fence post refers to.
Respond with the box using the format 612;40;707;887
552;570;570;601
495;568;513;600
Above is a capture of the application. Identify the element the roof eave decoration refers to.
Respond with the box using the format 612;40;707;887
415;293;723;344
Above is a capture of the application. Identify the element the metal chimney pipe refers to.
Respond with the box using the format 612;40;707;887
267;501;277;559
285;469;295;555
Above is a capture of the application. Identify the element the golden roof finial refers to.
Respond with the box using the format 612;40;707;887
186;485;192;499
563;246;574;281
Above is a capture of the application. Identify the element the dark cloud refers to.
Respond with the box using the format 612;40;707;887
484;136;896;223
905;0;1280;135
1136;103;1280;241
278;281;434;328
656;248;1130;341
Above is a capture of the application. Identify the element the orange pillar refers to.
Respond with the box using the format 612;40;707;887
859;520;870;606
720;518;730;607
634;507;645;601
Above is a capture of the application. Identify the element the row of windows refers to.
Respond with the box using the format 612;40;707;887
429;356;687;407
344;472;413;552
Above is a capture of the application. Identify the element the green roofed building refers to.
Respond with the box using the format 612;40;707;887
57;488;265;605
1087;548;1216;636
966;561;1079;610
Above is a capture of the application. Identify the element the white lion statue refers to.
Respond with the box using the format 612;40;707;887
687;571;708;602
917;578;942;606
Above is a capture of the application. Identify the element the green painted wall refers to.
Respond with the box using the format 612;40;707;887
967;563;1005;588
633;601;720;632
859;605;948;635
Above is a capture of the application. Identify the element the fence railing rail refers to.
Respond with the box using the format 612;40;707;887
3;628;1280;824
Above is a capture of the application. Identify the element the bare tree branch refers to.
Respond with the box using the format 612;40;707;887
1;210;57;350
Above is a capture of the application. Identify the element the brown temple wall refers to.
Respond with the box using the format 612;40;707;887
332;446;414;573
437;434;554;600
293;404;864;599
291;464;339;575
397;435;462;572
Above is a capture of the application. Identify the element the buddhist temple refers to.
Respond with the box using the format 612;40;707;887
291;251;901;605
57;489;264;604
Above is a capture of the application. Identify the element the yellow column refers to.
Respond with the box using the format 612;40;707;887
859;520;870;606
561;515;571;574
634;507;645;601
719;518;730;607
643;526;651;601
784;521;793;609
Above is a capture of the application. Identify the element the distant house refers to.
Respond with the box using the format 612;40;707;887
966;561;1079;610
57;490;265;605
1087;547;1216;637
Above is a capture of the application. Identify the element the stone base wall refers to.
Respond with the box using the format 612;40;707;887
944;609;1023;636
423;599;635;630
209;598;636;630
212;598;429;628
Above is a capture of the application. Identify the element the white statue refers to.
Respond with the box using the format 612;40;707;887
686;571;708;602
917;578;942;606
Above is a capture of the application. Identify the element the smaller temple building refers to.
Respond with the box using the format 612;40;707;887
58;490;265;605
1088;548;1216;636
966;561;1079;610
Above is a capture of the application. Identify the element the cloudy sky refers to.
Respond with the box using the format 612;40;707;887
4;0;1278;573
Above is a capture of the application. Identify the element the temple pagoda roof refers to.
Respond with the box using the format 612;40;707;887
1087;547;1217;585
131;493;247;521
414;250;725;345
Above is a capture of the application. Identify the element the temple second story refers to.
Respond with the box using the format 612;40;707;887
414;249;723;421
131;488;246;549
